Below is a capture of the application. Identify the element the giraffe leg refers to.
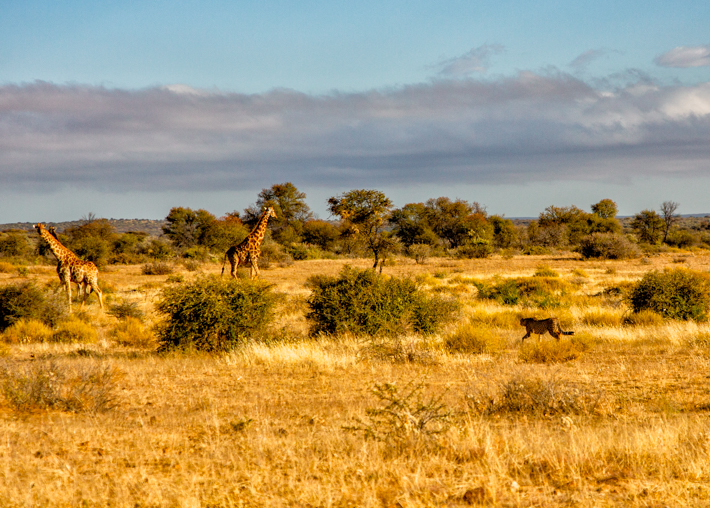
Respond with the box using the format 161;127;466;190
250;257;259;280
230;256;239;279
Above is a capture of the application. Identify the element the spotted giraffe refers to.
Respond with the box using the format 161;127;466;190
34;223;104;312
221;207;277;280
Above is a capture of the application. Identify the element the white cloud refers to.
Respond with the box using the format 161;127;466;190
655;45;710;68
435;45;505;76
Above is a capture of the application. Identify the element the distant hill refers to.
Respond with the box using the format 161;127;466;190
0;219;167;237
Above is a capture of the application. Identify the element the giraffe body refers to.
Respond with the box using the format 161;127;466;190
221;207;277;280
34;223;104;312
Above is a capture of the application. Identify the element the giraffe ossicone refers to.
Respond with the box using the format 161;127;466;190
34;223;104;312
221;207;277;280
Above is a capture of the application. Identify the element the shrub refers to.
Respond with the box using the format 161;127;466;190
142;262;174;275
306;266;458;337
534;265;559;277
51;317;99;343
467;376;603;417
454;241;492;259
0;282;66;332
110;317;157;349
474;276;570;308
578;233;640;260
155;276;278;352
0;261;15;273
627;269;710;320
345;382;452;445
406;243;432;264
1;319;53;344
444;324;505;354
107;300;144;321
0;361;119;414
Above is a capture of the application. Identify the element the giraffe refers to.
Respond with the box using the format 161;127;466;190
221;207;277;280
34;223;104;312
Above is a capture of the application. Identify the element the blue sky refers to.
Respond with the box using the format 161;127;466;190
1;0;710;221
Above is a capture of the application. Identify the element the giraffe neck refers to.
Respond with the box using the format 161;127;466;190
248;210;272;245
40;227;75;262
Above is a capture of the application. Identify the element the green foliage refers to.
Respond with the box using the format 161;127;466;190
107;300;144;321
627;268;710;320
155;276;279;352
665;229;697;249
390;203;440;248
0;282;66;332
0;231;30;257
306;266;458;336
242;182;313;244
328;189;394;267
578;233;640;259
163;207;217;250
591;199;618;219
474;276;570;308
631;209;665;244
301;220;340;251
405;243;433;264
454;239;492;259
489;215;519;249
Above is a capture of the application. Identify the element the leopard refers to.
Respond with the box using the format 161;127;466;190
520;317;574;342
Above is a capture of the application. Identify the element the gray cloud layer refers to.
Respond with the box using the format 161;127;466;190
2;74;710;195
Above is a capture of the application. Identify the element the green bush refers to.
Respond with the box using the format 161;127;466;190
627;268;710;320
155;276;279;352
306;266;458;336
0;282;66;332
578;233;640;260
474;276;570;307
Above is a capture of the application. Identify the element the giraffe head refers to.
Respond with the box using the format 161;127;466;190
265;206;277;219
34;223;47;234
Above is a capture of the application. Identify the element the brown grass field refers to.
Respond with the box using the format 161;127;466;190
2;252;710;507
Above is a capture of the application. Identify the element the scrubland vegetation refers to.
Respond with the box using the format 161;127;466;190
2;187;710;506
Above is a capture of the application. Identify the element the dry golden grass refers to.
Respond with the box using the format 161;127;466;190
1;252;710;506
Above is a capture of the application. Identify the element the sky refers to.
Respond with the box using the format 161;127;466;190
1;0;710;222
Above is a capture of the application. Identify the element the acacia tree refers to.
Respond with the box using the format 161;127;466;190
660;201;680;243
163;207;217;250
242;182;312;243
327;189;394;268
631;209;665;244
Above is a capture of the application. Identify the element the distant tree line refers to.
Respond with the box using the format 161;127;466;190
2;183;710;268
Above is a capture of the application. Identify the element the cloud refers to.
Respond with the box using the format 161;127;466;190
434;44;505;76
1;75;710;197
655;45;710;68
569;49;621;73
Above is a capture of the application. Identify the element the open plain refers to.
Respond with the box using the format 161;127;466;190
2;253;710;507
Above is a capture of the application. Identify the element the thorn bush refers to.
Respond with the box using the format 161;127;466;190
306;266;458;337
155;275;279;352
627;268;710;321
